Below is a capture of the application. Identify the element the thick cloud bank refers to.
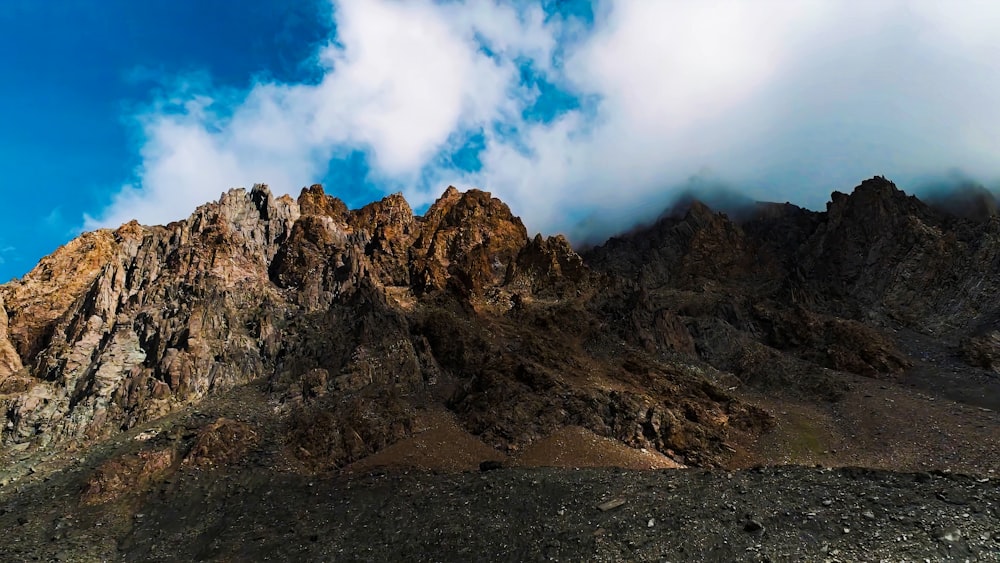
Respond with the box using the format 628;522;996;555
86;0;1000;242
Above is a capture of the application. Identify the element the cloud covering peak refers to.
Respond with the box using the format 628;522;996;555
87;0;1000;243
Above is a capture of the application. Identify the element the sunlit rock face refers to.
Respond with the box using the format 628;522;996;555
2;176;999;469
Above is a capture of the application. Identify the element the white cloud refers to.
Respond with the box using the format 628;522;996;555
86;0;554;230
89;0;1000;244
454;0;1000;238
0;246;14;266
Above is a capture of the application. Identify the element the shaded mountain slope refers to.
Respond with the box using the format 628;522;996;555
2;176;1000;561
1;176;998;481
0;184;770;476
586;176;1000;402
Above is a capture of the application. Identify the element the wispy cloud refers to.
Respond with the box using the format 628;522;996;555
87;0;1000;242
0;246;15;266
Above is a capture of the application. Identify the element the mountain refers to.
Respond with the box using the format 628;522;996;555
591;177;1000;408
0;183;771;470
1;177;999;560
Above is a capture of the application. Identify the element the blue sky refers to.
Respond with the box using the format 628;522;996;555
3;0;1000;281
0;0;331;279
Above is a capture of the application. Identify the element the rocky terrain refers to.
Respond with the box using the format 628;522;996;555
1;176;999;560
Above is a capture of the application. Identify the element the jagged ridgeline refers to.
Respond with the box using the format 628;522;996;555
0;184;768;468
2;176;1000;469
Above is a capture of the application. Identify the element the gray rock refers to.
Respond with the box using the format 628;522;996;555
598;499;626;512
934;527;962;542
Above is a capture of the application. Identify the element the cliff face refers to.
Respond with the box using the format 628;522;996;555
795;177;997;329
585;176;1000;395
0;183;768;470
0;187;299;448
0;293;21;378
2;176;998;471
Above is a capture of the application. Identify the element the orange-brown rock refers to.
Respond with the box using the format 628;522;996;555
410;188;528;296
297;183;348;219
81;447;177;504
6;176;998;475
1;230;117;363
0;292;22;379
184;418;258;468
507;233;585;296
1;185;298;451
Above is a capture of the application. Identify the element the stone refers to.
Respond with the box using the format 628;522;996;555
598;499;627;512
184;418;258;468
935;528;962;542
81;448;177;504
0;293;22;378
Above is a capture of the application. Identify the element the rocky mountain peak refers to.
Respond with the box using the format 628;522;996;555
680;199;717;225
0;230;118;364
826;175;932;227
350;192;414;232
297;184;348;219
4;176;1000;500
180;184;300;268
797;177;946;305
506;233;585;295
410;188;528;297
427;185;463;213
4;176;1000;561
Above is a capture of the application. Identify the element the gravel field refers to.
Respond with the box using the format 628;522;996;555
2;464;998;562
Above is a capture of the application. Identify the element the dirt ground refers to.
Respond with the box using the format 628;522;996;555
732;377;1000;476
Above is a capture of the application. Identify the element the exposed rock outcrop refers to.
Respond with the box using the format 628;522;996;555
586;176;1000;394
0;184;763;470
184;418;258;468
1;230;118;363
3;176;998;473
0;293;22;379
2;186;298;449
81;447;177;505
961;331;1000;373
